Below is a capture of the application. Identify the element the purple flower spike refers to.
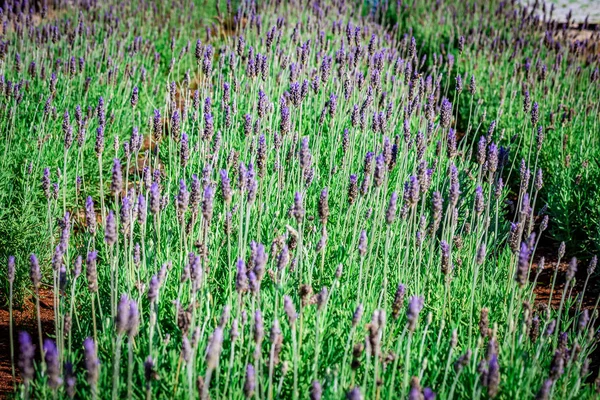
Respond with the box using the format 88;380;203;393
206;326;224;370
347;387;362;400
474;186;484;214
83;337;99;386
93;125;104;156
292;192;305;223
406;296;424;332
516;242;530;287
44;339;62;389
385;192;398;226
423;388;436;400
447;129;457;158
358;230;368;257
150;183;161;215
440;97;452;128
441;241;452;275
202;185;215;224
236;259;248;293
18;332;35;382
29;254;41;290
311;380;322;400
85;196;97;234
105;211;117;245
487;355;500;397
131;86;139;108
536;379;552;400
8;255;15;283
244;364;256;398
348;174;358;205
148;275;160;303
111;159;122;196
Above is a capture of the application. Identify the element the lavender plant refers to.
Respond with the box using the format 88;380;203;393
1;0;599;399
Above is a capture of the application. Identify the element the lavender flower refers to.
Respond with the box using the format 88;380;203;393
116;294;131;335
29;254;41;290
83;337;99;386
131;86;138;108
150;183;161;215
578;309;589;333
111;159;122;196
299;137;312;171
18;332;35;382
277;245;290;271
95;126;105;155
318;188;329;224
63;110;73;149
284;295;297;325
358;230;368;257
202;185;215;224
97;97;106;127
440;98;452;128
280;106;290;134
408;377;422;400
352;304;364;327
206;326;224;370
456;74;463;93
449;164;460;206
42;168;51;199
148;275;159;303
144;356;155;385
86;251;98;293
44;339;62;389
487;355;500;398
587;256;597;276
407;176;420;206
347;387;362;400
535;379;552;400
531;102;539;126
105;211;117;245
391;283;406;320
383;192;398;225
566;257;577;283
407;296;424;331
474;186;484;214
423;388;436;400
85;196;97;234
310;380;322;400
153;109;162;141
476;243;487;265
374;154;385;187
178;133;189;168
348;174;358;205
515;243;530;287
244;364;256;398
8;255;15;283
64;362;76;398
236;259;248;293
137;194;147;225
440;241;452;275
292;192;305;223
246;164;258;203
127;300;140;337
447;129;457;158
176;180;189;223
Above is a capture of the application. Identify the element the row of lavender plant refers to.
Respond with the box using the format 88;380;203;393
1;0;599;399
384;0;600;253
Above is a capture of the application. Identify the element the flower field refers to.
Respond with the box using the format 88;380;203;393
0;0;599;399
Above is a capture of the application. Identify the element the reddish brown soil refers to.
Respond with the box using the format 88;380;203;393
0;289;56;399
531;256;598;309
